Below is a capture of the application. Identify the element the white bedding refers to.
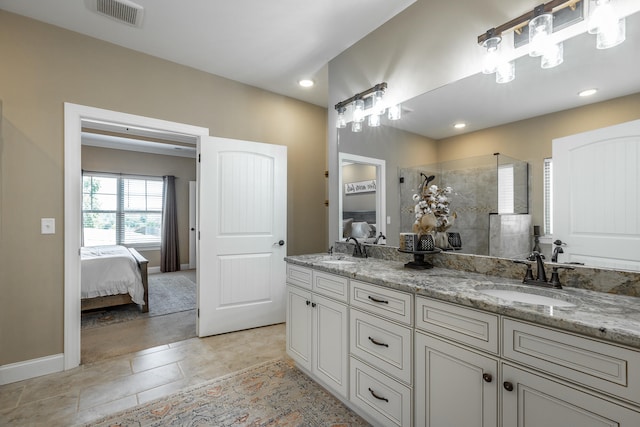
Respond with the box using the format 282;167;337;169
81;245;145;305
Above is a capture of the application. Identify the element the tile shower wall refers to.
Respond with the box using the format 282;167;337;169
400;155;528;256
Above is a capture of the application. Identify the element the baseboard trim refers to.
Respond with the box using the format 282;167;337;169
148;264;192;274
0;353;64;385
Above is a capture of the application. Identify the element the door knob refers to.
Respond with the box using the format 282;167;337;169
190;228;195;231
275;240;285;246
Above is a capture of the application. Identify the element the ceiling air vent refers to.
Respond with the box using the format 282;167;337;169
86;0;144;28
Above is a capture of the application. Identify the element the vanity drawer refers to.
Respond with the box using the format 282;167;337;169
351;280;413;326
416;296;499;354
313;270;349;302
350;308;412;384
503;318;640;403
286;264;312;290
350;357;412;427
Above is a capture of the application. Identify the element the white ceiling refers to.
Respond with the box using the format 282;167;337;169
0;0;415;107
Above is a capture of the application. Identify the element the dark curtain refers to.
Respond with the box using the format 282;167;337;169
161;175;180;272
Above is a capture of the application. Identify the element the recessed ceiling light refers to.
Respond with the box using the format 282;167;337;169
578;88;598;97
298;79;315;88
453;122;467;129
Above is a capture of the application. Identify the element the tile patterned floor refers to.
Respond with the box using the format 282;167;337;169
0;323;287;426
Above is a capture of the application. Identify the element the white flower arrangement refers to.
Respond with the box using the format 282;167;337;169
412;184;456;234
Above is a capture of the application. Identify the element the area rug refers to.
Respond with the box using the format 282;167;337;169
83;358;369;427
81;273;197;329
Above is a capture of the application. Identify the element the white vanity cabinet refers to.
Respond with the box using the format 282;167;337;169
501;319;640;427
285;264;349;399
502;364;640;427
349;280;414;427
414;296;640;427
415;297;499;427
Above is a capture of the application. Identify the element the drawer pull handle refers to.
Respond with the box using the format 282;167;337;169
503;381;514;392
368;295;389;304
368;388;389;402
368;337;389;347
483;373;492;383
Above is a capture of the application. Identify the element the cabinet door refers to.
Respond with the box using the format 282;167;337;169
313;293;349;399
415;332;498;427
502;364;640;427
286;285;312;370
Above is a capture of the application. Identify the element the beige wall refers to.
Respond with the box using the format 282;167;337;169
0;11;327;365
437;92;640;230
81;146;197;267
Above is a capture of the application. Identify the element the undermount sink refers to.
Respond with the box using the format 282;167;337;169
320;259;356;265
477;288;578;308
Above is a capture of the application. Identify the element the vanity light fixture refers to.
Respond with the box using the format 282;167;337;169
334;82;400;131
477;0;630;83
352;98;365;123
336;106;347;128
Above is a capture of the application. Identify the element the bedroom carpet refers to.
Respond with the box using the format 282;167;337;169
81;270;197;329
83;358;368;427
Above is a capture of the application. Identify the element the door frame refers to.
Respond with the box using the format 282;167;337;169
64;103;209;370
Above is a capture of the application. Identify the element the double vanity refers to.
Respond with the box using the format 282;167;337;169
285;250;640;427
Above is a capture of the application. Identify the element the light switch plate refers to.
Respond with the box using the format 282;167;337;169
41;218;55;234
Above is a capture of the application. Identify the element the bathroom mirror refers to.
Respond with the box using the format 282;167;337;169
335;11;640;264
338;152;386;244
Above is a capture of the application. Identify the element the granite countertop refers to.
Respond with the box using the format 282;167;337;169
285;253;640;349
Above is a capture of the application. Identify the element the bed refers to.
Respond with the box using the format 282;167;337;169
80;245;149;313
342;210;378;243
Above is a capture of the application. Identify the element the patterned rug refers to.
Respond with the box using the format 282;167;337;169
83;358;369;427
81;272;197;329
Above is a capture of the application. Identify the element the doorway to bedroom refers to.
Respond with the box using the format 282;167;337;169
64;103;210;369
79;120;199;363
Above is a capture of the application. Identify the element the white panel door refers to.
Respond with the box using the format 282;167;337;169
553;119;640;270
197;136;287;337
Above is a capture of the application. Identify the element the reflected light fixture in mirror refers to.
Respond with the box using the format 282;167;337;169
477;0;630;84
588;0;626;48
481;30;503;74
388;104;402;120
529;7;554;57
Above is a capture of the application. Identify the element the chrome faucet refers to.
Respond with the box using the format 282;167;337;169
347;237;367;258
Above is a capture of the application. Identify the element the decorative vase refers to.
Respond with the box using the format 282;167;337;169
447;232;462;249
417;233;435;251
434;231;451;250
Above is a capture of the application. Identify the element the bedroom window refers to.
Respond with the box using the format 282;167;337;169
82;173;163;248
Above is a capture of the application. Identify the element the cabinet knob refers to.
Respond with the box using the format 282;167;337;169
311;302;317;308
503;381;514;392
483;373;493;383
306;300;310;306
